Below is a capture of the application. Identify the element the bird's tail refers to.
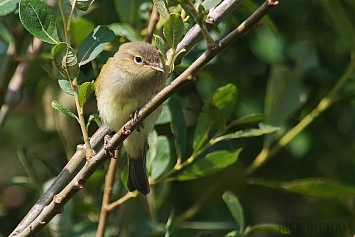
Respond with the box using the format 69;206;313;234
127;157;150;195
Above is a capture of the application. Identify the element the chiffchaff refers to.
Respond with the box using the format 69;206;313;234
95;41;165;195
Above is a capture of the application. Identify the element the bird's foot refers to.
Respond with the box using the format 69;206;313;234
104;134;119;158
130;111;144;132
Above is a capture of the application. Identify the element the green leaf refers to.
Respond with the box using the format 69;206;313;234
58;70;88;96
78;81;94;107
171;47;186;71
53;42;79;80
19;0;59;44
87;114;102;128
175;0;189;5
211;83;238;128
224;230;242;237
71;18;95;47
156;102;171;125
51;100;78;119
245;223;290;235
109;22;142;41
229;114;266;127
114;0;145;25
152;0;169;20
58;74;73;95
77;25;115;66
264;65;307;146
250;27;284;64
147;131;171;180
4;176;41;192
169;95;187;159
120;164;129;191
62;0;72;16
165;209;175;237
222;191;244;232
0;0;19;16
323;0;355;50
214;123;279;143
248;178;355;198
201;0;222;11
176;149;241;181
154;34;167;59
75;0;94;11
163;13;184;49
192;106;212;150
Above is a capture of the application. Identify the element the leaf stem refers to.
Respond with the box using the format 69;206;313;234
186;0;215;49
70;78;95;157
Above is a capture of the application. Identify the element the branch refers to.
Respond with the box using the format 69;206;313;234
0;38;43;130
10;1;278;235
9;125;110;236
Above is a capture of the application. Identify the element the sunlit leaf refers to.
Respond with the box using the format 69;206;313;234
58;71;88;96
163;13;184;49
211;83;238;128
156;103;171;125
0;0;19;16
75;0;94;11
78;81;94;107
51;100;78;119
154;34;167;59
245;223;290;235
248;178;355;198
53;42;79;80
201;0;222;11
222;191;244;232
87;114;101;128
147;132;171;181
192;106;211;150
229;114;265;127
71;18;95;47
224;230;242;237
19;0;59;44
165;209;175;237
176;149;241;181
109;22;142;41
152;0;169;19
214;123;279;143
77;25;115;66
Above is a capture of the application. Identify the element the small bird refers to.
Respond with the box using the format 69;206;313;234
95;41;165;195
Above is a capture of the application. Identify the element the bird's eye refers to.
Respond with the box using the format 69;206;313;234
134;56;143;64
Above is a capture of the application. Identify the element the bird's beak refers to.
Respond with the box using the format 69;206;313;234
144;63;164;73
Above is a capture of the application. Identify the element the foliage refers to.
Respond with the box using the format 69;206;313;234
1;0;355;237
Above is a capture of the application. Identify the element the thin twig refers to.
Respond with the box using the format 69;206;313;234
96;150;120;237
144;6;159;43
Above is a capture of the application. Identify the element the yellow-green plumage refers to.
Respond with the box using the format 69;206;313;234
95;42;165;195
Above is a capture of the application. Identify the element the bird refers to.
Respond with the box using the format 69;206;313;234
95;41;165;195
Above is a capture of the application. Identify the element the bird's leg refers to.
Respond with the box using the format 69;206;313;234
104;134;119;159
129;110;144;132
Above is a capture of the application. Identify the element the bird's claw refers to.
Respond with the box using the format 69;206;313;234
104;135;119;158
130;111;144;132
